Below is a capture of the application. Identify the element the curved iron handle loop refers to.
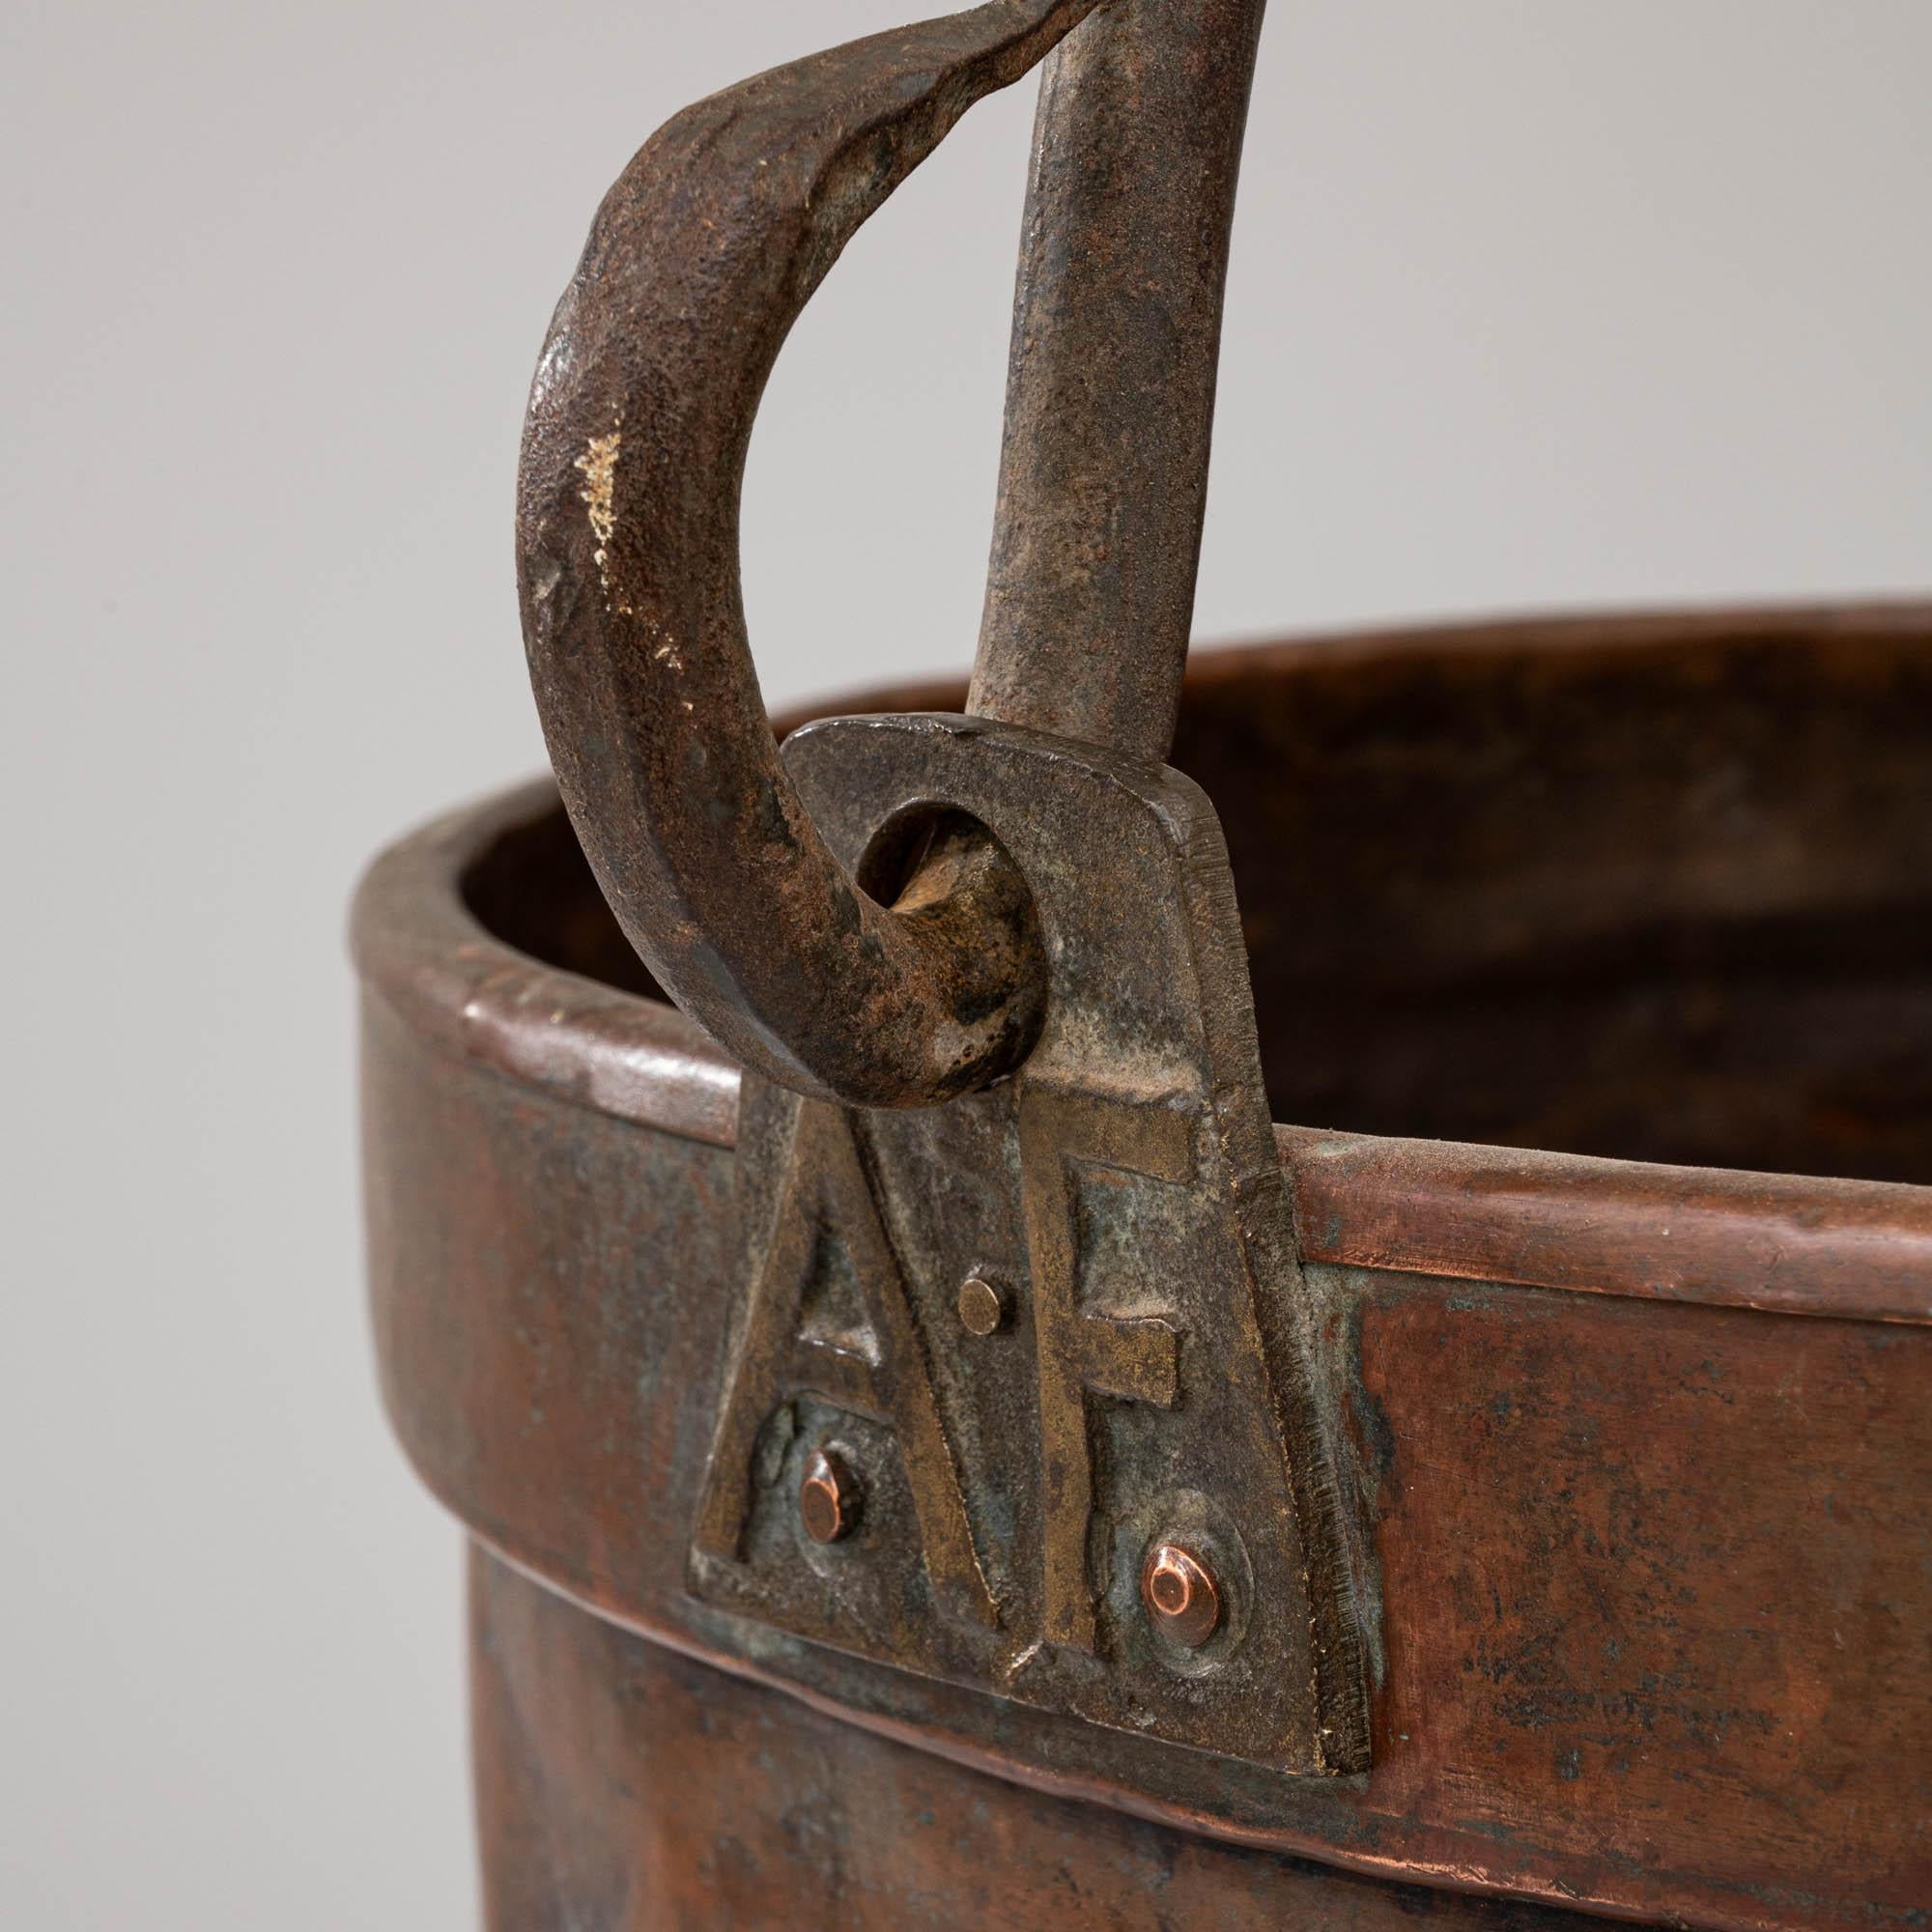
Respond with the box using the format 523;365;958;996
520;2;1268;1105
517;2;1101;1107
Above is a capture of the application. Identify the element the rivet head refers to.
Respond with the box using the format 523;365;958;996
1141;1542;1221;1647
956;1274;1010;1337
799;1447;861;1544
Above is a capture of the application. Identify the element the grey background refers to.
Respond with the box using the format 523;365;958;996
3;1;1925;1923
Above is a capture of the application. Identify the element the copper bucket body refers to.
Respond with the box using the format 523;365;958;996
356;603;1932;1929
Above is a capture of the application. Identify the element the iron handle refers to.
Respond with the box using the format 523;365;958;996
971;0;1266;759
517;1;1262;1106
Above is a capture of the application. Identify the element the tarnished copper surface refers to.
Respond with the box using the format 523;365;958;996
355;610;1932;1929
472;1543;1623;1931
1278;1125;1932;1324
362;1013;1932;1923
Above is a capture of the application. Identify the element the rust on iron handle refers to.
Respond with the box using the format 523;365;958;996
516;3;1104;1108
971;0;1269;761
517;1;1266;1106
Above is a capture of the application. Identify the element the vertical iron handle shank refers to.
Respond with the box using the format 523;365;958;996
972;0;1268;763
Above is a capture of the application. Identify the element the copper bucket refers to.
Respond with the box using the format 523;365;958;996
355;7;1931;1926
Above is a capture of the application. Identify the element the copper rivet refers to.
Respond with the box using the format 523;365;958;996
1141;1542;1221;1647
956;1275;1009;1337
799;1447;861;1544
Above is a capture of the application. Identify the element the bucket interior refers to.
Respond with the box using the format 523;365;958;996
466;612;1932;1185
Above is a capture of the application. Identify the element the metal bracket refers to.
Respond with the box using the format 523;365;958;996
689;715;1370;1776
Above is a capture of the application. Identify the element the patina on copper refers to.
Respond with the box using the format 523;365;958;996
470;1547;1624;1932
356;607;1932;1926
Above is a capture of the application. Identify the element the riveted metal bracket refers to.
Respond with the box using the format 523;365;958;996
689;715;1370;1776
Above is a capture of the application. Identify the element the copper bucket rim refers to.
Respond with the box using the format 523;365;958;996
355;596;1932;1335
